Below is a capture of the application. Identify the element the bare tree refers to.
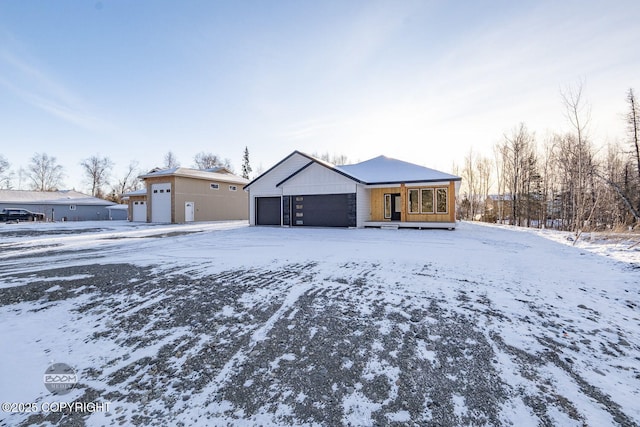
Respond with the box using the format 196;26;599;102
497;123;537;226
627;88;640;186
164;151;180;169
312;152;350;165
81;155;113;198
109;161;142;203
461;148;479;220
477;156;493;221
0;155;12;189
193;152;232;170
560;83;596;232
27;153;64;191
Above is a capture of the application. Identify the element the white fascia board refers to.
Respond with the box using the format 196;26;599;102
364;181;452;188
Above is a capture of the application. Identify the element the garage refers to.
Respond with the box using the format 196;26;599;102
132;200;147;222
291;194;355;227
256;196;281;225
151;183;172;223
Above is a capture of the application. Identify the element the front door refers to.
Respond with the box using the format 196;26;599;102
384;193;401;221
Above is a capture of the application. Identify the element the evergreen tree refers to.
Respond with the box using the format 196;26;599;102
241;147;252;179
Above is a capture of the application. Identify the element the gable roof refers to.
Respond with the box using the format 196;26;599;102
246;151;461;190
0;190;114;206
139;167;248;185
337;155;461;185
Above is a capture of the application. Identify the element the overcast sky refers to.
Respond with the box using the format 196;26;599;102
1;1;639;192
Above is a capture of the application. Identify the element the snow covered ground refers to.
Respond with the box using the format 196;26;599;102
0;220;638;426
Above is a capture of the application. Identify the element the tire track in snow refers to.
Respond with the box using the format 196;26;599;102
177;280;315;421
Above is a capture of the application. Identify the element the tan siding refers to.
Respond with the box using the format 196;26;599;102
369;182;456;222
174;177;248;222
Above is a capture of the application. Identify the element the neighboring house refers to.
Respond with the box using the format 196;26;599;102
136;167;249;223
244;151;462;229
0;190;117;221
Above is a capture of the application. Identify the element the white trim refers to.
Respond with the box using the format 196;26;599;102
365;183;402;189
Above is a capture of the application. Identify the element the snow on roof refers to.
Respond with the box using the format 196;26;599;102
336;155;461;184
123;188;147;197
0;190;115;206
106;204;129;211
139;167;248;184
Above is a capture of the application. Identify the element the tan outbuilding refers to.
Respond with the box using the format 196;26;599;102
135;167;248;223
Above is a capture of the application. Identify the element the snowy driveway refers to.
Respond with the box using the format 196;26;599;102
0;221;639;426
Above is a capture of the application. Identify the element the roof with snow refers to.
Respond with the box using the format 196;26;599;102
0;190;115;206
245;150;460;189
139;167;248;184
337;155;461;184
122;188;147;197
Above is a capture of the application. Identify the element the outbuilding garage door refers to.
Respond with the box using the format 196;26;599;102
132;201;147;222
256;197;281;225
151;183;172;223
292;194;355;227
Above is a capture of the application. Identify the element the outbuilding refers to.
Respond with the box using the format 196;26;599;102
0;190;118;221
137;167;249;223
244;151;462;229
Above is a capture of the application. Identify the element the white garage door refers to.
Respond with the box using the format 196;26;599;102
151;183;172;223
132;201;147;222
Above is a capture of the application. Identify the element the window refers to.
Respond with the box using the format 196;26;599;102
296;196;304;201
210;183;219;190
166;189;170;193
436;188;448;213
384;194;391;219
69;205;77;211
229;185;237;191
296;204;303;209
408;189;419;213
296;212;303;217
153;189;158;193
421;189;434;213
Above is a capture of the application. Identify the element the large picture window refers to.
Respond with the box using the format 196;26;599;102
408;189;419;213
421;189;434;213
406;187;447;215
436;188;448;213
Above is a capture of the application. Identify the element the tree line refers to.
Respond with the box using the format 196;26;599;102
0;147;253;204
458;85;640;232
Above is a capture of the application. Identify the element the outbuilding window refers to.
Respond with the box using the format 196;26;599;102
229;185;237;191
69;205;77;210
210;183;219;190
